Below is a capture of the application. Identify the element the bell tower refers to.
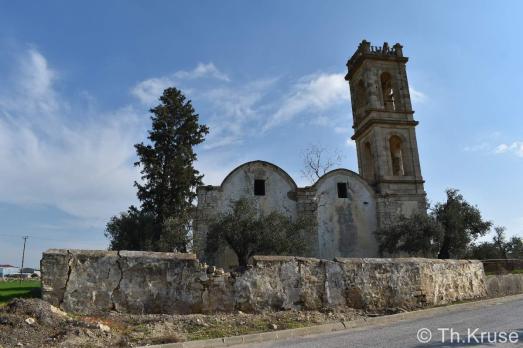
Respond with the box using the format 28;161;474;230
345;40;426;226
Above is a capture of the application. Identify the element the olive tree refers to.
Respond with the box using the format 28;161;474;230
205;198;310;268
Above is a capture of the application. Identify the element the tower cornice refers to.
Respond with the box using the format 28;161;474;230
345;40;408;80
351;118;419;140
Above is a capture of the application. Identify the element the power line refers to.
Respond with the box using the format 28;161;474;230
0;233;25;238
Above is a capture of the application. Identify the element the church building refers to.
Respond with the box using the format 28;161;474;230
194;40;427;268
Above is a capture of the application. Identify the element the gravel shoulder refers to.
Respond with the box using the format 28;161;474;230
0;298;367;347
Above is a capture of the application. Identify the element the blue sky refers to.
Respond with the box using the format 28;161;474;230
0;1;522;267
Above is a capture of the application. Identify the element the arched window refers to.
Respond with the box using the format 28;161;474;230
389;136;405;176
380;72;396;111
363;142;375;182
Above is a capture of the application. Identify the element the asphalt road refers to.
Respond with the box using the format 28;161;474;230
238;297;523;348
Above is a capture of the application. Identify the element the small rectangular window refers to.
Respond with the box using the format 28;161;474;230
337;183;348;198
254;179;266;196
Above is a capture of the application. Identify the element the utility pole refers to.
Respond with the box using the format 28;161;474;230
19;236;28;285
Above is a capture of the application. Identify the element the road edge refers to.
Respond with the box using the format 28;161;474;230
138;294;523;348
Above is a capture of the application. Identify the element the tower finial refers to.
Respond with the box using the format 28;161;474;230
360;40;371;53
383;42;389;54
393;43;403;57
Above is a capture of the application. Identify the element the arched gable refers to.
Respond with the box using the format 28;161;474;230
221;160;298;191
312;168;378;259
312;168;376;196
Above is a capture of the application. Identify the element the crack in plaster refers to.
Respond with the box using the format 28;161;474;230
111;250;124;312
59;249;73;308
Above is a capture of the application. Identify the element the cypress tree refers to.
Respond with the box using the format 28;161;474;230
106;87;208;252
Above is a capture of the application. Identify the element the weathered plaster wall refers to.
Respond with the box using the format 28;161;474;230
194;161;298;268
219;162;298;216
194;162;381;269
41;250;487;315
313;170;378;259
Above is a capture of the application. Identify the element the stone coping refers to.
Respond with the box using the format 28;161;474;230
252;255;482;265
44;249;197;260
44;250;483;265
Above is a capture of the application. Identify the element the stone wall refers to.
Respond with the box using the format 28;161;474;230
486;274;523;298
240;256;487;311
41;249;487;315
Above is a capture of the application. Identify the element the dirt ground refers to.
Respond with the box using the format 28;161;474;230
0;298;368;347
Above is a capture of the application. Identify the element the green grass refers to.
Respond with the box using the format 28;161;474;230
0;279;41;306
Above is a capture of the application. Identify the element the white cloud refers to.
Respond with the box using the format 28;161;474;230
463;132;505;154
334;126;350;134
0;48;145;223
22;50;56;98
264;73;348;130
195;154;244;186
310;115;330;127
463;142;490;153
1;111;142;222
131;69;350;150
131;63;229;105
131;69;277;150
346;138;356;148
174;63;229;82
409;86;427;104
495;141;523;157
195;78;278;150
0;49;60;115
131;77;173;105
495;144;509;153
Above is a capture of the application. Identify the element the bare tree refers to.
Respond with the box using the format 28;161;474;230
301;144;343;184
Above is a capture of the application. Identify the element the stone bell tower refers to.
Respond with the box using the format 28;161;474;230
345;40;426;227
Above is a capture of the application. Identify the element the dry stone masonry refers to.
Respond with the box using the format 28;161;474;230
41;249;487;315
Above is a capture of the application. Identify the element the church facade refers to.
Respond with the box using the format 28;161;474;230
194;40;427;268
